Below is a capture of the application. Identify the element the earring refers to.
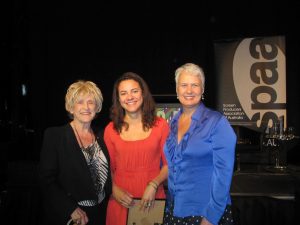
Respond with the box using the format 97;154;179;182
201;94;204;100
176;96;179;99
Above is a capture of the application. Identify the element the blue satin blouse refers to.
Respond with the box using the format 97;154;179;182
164;103;237;225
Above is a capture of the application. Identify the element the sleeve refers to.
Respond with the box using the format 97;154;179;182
159;118;170;166
204;116;237;225
104;123;117;173
38;127;77;220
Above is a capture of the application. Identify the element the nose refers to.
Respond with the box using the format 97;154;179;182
126;93;134;100
84;102;90;109
186;84;193;93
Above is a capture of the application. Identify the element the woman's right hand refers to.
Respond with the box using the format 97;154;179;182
112;184;134;208
200;217;213;225
70;207;88;225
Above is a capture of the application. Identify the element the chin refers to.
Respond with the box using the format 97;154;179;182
181;103;199;108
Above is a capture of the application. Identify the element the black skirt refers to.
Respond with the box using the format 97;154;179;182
163;202;233;225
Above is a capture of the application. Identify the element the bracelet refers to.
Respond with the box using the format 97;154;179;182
148;180;158;190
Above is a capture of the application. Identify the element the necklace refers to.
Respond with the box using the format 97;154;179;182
73;124;95;159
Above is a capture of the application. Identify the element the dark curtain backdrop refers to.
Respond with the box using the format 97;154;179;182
2;1;300;162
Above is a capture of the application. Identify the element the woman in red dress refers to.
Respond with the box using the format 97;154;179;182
104;72;169;225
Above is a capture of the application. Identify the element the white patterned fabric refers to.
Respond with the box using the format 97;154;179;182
81;140;108;204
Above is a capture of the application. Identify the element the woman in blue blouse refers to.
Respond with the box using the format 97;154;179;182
163;63;237;225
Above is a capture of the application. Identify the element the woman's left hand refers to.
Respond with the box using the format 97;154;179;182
139;182;157;211
200;217;213;225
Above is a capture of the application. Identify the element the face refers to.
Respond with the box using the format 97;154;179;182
118;79;143;114
177;71;202;108
71;93;97;124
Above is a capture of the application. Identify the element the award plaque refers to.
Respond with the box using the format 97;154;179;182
127;199;166;225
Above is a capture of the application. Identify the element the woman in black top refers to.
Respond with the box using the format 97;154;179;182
39;80;112;225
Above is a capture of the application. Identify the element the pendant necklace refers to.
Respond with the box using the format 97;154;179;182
73;124;95;161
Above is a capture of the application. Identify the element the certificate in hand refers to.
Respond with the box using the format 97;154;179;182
126;198;166;225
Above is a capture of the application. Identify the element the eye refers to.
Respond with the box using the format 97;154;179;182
180;83;187;88
192;83;200;88
76;99;84;104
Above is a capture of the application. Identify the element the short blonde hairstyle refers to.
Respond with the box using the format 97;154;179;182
65;80;103;118
175;63;205;93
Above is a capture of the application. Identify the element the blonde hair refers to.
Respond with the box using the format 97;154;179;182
175;63;205;93
65;80;103;118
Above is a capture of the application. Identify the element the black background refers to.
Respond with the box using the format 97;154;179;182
1;1;300;163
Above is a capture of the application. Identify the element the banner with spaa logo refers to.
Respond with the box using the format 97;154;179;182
214;36;286;132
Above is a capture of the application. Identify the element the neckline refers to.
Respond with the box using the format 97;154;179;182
118;126;154;142
72;123;95;149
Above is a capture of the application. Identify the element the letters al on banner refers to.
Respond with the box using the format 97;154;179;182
214;36;286;132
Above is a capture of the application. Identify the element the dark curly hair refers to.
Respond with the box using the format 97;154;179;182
110;72;156;133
